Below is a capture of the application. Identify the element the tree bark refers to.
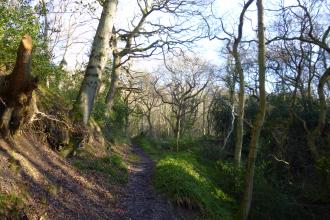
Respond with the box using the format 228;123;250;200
233;0;254;168
0;35;38;136
73;0;118;125
238;0;266;219
105;52;121;118
315;67;330;143
234;55;245;167
175;117;181;152
146;114;154;137
306;67;330;160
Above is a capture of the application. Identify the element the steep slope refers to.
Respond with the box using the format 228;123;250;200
0;87;128;219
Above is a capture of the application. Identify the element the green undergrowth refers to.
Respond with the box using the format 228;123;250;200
72;153;128;185
155;153;234;219
0;193;25;218
134;134;309;220
133;135;234;219
132;135;169;160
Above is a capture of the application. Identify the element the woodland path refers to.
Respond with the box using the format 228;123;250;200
122;144;180;220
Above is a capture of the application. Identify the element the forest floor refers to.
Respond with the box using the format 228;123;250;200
0;133;127;219
0;131;185;220
121;144;179;220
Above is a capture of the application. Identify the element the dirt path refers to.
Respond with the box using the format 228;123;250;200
0;134;181;219
123;144;179;220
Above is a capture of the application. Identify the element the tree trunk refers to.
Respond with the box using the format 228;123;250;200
202;100;206;135
0;35;38;137
147;114;154;137
175;119;181;152
124;110;129;134
234;66;245;167
233;0;254;167
307;67;330;160
238;0;266;219
73;0;118;125
173;115;181;151
105;52;121;118
314;67;330;141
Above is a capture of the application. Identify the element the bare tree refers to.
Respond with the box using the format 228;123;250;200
137;74;161;137
268;0;330;160
103;0;208;120
209;0;254;167
154;55;213;151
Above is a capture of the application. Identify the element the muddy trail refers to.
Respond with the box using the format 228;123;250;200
123;145;180;220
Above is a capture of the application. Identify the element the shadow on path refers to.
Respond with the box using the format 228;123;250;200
124;145;179;220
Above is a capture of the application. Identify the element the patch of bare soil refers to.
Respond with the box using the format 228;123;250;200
0;132;126;219
120;144;180;220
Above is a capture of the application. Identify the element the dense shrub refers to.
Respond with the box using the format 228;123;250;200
214;160;310;220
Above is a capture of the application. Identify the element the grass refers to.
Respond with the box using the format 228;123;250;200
73;154;128;184
0;193;25;218
155;153;234;219
133;135;235;219
134;134;313;219
132;135;168;161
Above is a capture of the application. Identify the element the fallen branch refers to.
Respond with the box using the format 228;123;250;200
33;111;74;132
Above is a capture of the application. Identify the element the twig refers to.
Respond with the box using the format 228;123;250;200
0;97;6;107
270;154;290;166
33;111;74;131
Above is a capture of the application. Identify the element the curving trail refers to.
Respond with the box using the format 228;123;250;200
124;145;179;220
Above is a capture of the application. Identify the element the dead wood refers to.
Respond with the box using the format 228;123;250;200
0;34;39;137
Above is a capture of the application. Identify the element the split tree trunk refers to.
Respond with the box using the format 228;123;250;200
0;35;38;137
74;0;118;125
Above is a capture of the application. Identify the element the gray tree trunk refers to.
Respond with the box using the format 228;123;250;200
74;0;118;125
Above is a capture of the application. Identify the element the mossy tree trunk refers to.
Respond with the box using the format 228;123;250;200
238;0;266;219
0;35;38;137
